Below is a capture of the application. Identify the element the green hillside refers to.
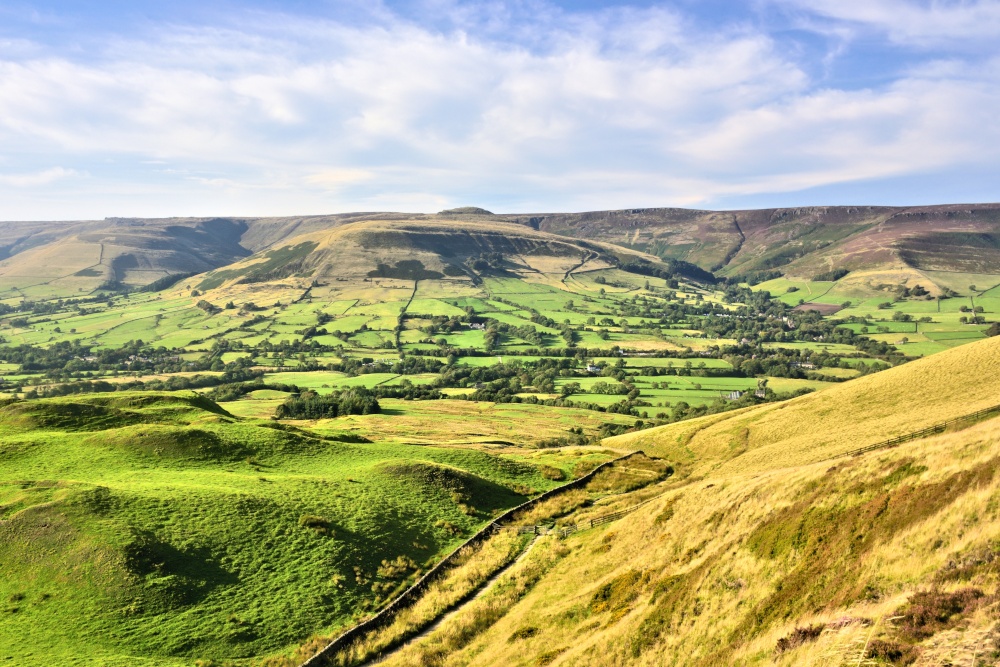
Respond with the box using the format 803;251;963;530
0;391;576;665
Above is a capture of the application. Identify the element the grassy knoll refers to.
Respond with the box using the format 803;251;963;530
316;399;637;448
0;392;570;666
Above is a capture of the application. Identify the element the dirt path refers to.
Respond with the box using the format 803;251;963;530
359;534;542;666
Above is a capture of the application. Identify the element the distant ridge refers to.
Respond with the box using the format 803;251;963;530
2;203;1000;294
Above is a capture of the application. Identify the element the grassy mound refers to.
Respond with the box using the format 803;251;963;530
0;400;154;432
380;461;529;515
0;392;564;666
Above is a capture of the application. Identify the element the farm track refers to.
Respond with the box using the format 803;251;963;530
358;535;542;667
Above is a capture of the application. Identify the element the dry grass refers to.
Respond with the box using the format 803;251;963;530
610;334;1000;477
375;537;572;667
330;529;529;666
402;358;1000;665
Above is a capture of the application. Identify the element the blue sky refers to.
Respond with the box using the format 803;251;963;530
1;0;999;219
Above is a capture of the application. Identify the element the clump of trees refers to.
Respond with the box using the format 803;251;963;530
275;387;380;419
813;268;849;282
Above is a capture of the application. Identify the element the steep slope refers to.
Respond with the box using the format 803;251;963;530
610;332;1000;477
0;217;253;297
4;203;1000;298
373;336;1000;666
501;203;1000;285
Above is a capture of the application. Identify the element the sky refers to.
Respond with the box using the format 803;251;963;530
1;0;999;219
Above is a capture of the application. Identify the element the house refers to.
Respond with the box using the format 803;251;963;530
469;323;486;330
723;390;744;400
586;364;601;373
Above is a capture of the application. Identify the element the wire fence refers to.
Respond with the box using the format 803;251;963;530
844;403;1000;458
518;493;664;539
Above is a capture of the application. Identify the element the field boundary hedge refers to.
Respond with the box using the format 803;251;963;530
299;450;645;666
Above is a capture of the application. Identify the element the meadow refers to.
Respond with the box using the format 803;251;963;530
754;273;999;357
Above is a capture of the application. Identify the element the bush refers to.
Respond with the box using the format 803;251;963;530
813;268;849;282
865;639;918;665
298;514;332;535
775;624;825;653
895;587;987;642
508;626;538;642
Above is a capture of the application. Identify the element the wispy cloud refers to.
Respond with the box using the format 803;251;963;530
0;0;997;218
775;0;1000;45
0;166;78;187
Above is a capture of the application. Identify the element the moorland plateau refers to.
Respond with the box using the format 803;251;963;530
1;204;999;666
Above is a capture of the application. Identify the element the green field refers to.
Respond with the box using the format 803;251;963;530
0;392;572;666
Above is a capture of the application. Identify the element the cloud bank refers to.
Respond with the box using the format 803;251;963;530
1;0;998;218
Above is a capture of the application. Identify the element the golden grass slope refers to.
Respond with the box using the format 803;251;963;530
381;336;1000;667
608;333;1000;478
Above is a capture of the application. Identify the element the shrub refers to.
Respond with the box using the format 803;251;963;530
894;587;987;642
865;640;918;665
775;624;825;653
298;514;332;535
813;268;849;282
508;626;539;642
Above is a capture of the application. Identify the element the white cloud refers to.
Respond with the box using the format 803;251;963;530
0;2;996;218
305;168;375;189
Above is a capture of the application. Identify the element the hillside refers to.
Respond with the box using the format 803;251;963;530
0;391;580;666
193;218;666;295
4;204;1000;302
344;335;1000;666
0;217;253;298
499;203;1000;287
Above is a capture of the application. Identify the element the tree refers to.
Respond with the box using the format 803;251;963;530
560;382;581;397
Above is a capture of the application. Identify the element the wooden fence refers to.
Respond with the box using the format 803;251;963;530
556;494;661;537
844;403;1000;458
299;450;646;666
